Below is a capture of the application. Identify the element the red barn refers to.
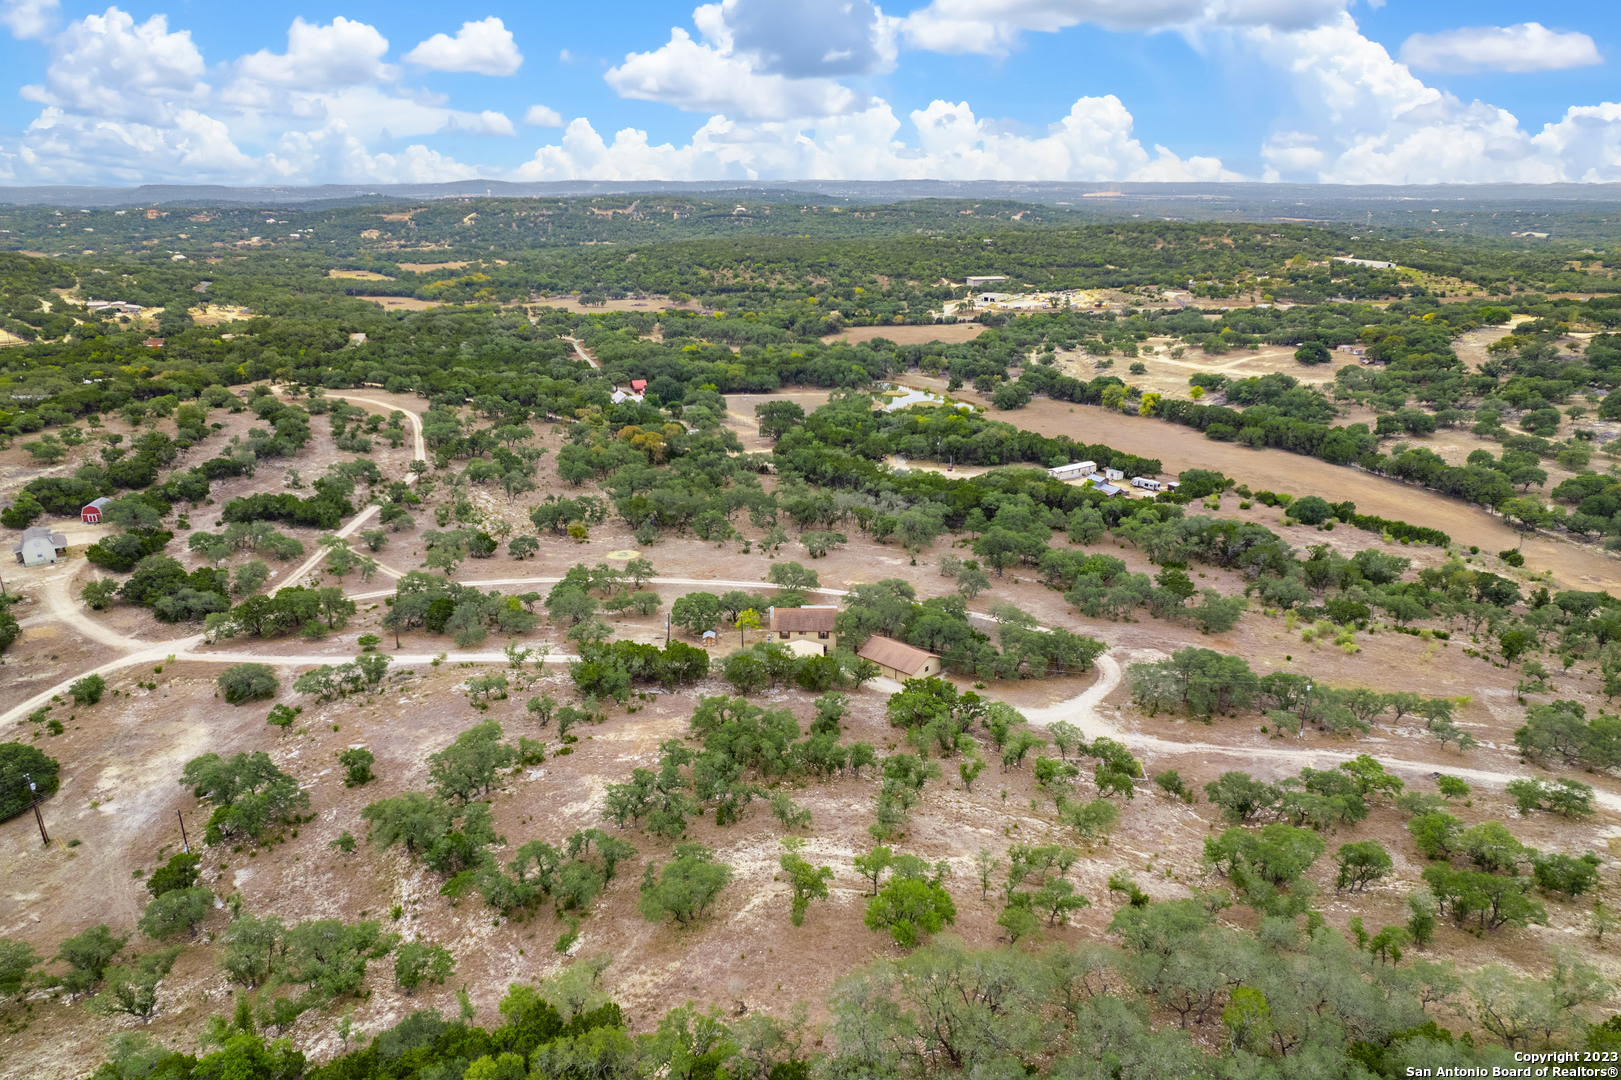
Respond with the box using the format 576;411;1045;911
81;497;111;524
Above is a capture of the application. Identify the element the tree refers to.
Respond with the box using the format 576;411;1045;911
89;948;182;1020
1294;341;1331;365
1154;770;1194;803
779;840;834;926
671;592;722;637
0;493;43;529
768;792;812;831
145;852;201;898
1032;877;1091;926
1436;775;1470;800
1290;496;1332;525
1203;772;1277;823
55;924;129;993
1;743;60;821
756;400;805;440
1062;799;1119;842
394;941;455;993
625;557;657;589
428;722;516;803
181;750;309;844
1506;777;1595;817
864;876;957;947
280;918;399;1002
138;887;215;941
0;938;40;996
217;663;279;705
767;561;818;590
736;608;763;646
853;845;892;897
1334;841;1394;893
956;565;991;600
997;898;1042;944
639;843;734;924
81;578;120;610
1532;853;1602;899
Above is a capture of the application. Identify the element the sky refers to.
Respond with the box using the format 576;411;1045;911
0;0;1617;187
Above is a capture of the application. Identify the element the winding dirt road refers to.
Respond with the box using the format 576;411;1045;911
1020;652;1621;814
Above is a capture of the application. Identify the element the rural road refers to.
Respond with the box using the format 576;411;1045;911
1019;652;1621;815
561;337;599;370
278;391;426;589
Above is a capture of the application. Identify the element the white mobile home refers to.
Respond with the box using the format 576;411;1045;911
1131;477;1163;492
1047;460;1097;482
1103;468;1124;481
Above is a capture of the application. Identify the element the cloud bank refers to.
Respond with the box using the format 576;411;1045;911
0;2;1617;187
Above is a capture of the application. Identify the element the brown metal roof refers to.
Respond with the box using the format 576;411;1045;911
857;636;938;674
771;606;837;633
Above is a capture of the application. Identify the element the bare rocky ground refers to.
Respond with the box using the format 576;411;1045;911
4;388;1621;1078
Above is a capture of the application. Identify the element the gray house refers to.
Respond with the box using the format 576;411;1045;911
15;526;67;566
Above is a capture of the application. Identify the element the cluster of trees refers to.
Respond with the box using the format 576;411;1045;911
38;914;1621;1080
1129;647;1461;737
358;722;627;922
836;578;1106;681
375;571;540;648
602;693;872;835
713;642;876;697
1514;699;1621;768
568;639;713;702
179;751;310;845
202;585;357;640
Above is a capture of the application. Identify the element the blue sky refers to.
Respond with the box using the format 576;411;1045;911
0;0;1616;186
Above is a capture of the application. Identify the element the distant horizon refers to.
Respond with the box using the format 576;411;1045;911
5;177;1621;210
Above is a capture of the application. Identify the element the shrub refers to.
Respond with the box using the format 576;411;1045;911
218;664;279;705
339;748;376;787
70;674;107;705
1290;495;1332;525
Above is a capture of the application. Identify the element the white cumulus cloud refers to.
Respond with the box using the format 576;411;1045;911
1;0;58;39
233;17;393;93
20;8;208;124
1399;22;1602;74
524;104;564;127
899;0;1349;56
512;93;1238;182
1248;12;1621;184
404;17;523;76
606;21;868;120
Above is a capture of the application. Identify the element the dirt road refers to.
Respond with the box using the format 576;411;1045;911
1022;651;1621;814
562;337;600;370
281;392;425;588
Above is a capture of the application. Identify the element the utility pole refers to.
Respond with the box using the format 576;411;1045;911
1299;683;1312;740
24;774;48;846
177;810;190;854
